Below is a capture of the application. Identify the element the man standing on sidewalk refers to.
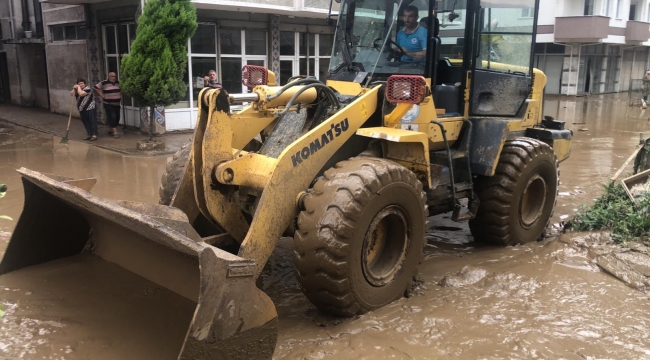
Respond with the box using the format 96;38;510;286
94;72;122;138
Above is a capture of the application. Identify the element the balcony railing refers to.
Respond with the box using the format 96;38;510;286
555;16;610;41
626;20;650;43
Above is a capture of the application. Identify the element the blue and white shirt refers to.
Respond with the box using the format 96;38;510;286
396;25;427;63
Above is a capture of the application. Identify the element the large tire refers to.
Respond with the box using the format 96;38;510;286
159;142;191;205
293;158;427;317
469;138;559;246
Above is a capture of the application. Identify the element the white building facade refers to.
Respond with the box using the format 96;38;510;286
536;0;650;95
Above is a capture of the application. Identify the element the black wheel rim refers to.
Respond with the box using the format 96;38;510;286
519;174;547;229
361;205;410;287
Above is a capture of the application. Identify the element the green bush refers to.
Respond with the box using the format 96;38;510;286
120;0;197;138
570;182;650;243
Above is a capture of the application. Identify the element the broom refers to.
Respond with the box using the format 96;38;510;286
60;94;75;144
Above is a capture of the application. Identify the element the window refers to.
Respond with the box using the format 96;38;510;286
477;1;536;74
49;23;87;42
629;4;637;20
521;8;533;18
280;32;332;84
616;0;623;18
187;23;217;108
584;0;594;15
605;0;612;16
219;29;267;93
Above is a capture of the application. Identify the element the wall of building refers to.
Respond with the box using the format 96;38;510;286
41;3;89;115
4;43;48;107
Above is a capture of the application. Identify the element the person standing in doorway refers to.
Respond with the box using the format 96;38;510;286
70;78;98;141
94;72;122;138
203;70;223;89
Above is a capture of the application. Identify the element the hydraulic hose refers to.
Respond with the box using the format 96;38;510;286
266;77;321;102
278;83;341;116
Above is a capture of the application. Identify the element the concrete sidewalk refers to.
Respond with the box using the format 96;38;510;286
0;104;192;156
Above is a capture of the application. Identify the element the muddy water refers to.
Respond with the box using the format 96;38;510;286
546;94;650;224
1;94;650;359
0;126;171;359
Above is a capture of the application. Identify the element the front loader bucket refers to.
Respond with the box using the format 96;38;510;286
0;168;278;359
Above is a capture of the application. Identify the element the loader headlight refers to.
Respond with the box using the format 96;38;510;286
385;75;428;104
242;65;268;88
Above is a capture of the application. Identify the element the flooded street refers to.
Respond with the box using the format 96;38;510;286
1;94;650;359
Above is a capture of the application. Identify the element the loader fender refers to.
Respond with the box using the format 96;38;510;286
524;127;573;163
0;168;278;360
356;127;432;188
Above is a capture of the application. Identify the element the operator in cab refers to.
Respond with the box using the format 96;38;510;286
397;5;427;63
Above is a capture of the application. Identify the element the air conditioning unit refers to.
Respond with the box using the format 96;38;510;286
0;19;13;40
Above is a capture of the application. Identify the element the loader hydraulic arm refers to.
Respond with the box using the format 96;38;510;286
185;85;380;276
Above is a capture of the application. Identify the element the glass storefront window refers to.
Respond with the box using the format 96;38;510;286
220;29;241;55
299;33;308;56
118;24;129;54
299;58;315;76
191;57;217;107
280;60;293;84
318;59;330;80
105;25;116;54
221;57;243;93
107;57;118;74
280;31;295;56
245;30;266;55
192;24;216;54
129;24;136;47
319;34;333;57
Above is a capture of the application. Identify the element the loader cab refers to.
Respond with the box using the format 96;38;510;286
327;0;540;118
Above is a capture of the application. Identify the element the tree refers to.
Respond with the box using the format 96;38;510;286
120;0;197;140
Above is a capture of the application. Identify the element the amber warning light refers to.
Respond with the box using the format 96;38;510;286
242;65;269;88
385;75;428;104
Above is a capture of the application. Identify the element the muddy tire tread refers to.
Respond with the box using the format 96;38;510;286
159;142;192;205
469;138;559;246
293;157;427;317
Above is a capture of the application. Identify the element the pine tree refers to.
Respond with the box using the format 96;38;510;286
120;0;197;139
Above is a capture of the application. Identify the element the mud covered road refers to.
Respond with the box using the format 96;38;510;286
1;94;650;359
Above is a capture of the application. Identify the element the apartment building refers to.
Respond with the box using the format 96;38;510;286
0;0;337;130
0;0;48;107
537;0;650;95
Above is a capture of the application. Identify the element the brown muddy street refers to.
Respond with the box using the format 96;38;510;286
1;94;650;359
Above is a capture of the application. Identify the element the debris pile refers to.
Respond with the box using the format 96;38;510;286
569;183;650;244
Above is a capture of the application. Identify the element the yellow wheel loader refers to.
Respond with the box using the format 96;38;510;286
1;0;571;358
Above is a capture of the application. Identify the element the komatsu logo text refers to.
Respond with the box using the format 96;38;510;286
291;119;349;167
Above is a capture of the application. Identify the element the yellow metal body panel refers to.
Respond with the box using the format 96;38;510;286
193;88;251;242
553;139;572;163
356;127;431;188
220;86;382;276
326;80;363;96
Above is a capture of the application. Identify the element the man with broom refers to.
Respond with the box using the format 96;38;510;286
70;78;98;141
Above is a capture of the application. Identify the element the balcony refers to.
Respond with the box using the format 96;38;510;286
626;20;650;43
555;16;610;41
